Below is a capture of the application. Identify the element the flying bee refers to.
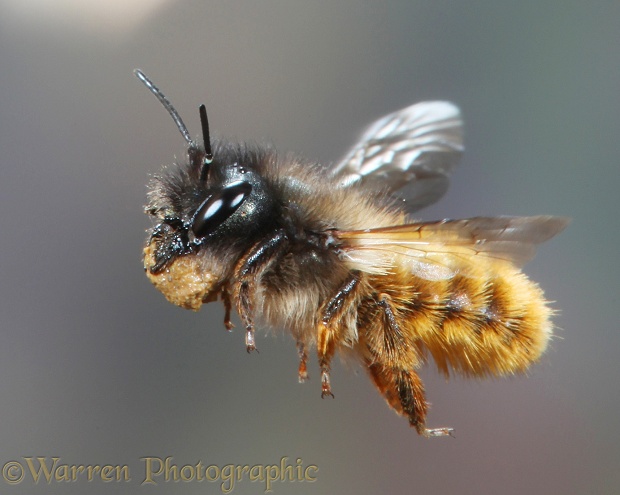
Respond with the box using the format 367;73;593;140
135;69;568;437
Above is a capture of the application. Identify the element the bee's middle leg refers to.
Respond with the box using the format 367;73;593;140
317;273;361;398
296;340;309;382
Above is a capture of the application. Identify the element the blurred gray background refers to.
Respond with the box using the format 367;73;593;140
0;1;618;494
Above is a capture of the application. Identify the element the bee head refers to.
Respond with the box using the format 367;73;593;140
135;70;277;308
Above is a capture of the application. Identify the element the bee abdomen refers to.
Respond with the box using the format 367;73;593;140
365;263;554;378
435;267;552;377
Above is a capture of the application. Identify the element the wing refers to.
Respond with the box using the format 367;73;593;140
330;101;463;212
336;216;570;278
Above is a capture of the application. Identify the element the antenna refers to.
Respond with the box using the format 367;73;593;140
199;104;213;182
134;69;193;146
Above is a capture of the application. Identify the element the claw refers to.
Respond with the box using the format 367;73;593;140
298;364;309;383
245;327;257;352
422;427;455;438
320;370;335;398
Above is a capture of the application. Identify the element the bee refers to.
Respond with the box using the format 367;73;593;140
135;69;568;437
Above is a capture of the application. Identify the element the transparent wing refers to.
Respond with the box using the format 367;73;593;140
336;216;570;278
330;101;464;212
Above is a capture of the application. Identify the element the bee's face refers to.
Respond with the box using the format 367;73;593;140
143;145;278;309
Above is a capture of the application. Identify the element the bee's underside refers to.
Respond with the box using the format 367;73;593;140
137;70;568;436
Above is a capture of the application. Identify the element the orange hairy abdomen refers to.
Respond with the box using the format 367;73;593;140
360;258;553;378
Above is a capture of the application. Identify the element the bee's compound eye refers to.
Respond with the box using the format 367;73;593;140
191;182;253;238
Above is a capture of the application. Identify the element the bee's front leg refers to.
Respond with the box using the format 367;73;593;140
220;284;234;331
317;273;362;398
232;230;289;352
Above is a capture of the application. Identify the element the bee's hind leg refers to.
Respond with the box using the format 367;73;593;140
367;295;454;437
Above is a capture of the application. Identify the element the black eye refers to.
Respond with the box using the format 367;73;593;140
191;182;253;238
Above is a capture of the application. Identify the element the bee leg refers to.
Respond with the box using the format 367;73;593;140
318;274;361;398
221;285;234;332
368;297;454;438
297;340;309;382
317;318;335;397
232;230;289;353
367;362;454;437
